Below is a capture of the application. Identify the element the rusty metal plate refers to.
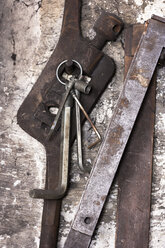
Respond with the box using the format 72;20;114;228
17;0;124;247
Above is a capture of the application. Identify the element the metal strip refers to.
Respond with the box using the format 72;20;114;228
64;16;165;247
115;24;156;248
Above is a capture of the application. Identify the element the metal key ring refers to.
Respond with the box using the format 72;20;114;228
56;59;83;85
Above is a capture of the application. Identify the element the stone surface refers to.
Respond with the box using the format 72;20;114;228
0;0;165;247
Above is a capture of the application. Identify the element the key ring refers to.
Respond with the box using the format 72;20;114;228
56;59;83;85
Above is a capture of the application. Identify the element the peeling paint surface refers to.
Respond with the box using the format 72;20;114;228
0;0;165;247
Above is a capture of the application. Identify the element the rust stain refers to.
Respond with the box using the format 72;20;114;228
110;125;123;143
136;74;148;87
131;68;149;87
108;125;124;155
101;195;107;202
94;201;100;206
116;98;129;117
120;97;129;108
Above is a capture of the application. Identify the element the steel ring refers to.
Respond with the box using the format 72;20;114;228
56;59;83;85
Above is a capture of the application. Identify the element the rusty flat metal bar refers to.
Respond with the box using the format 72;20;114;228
64;15;165;247
115;24;156;248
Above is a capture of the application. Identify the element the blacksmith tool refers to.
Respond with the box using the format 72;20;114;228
115;24;156;248
17;0;123;247
30;62;101;199
64;15;165;248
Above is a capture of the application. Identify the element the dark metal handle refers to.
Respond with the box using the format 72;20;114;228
39;199;61;248
61;0;82;35
92;12;124;49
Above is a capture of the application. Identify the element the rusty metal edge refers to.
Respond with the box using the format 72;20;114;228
115;24;156;248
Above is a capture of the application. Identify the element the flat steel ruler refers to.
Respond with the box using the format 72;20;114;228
64;15;165;248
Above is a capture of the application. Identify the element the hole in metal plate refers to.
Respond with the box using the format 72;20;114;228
84;217;91;225
49;106;59;115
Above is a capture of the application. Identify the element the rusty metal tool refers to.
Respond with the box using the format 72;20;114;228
62;66;92;171
47;60;83;139
46;77;76;140
58;95;72;198
115;24;156;248
64;15;165;248
30;68;99;198
17;0;123;246
55;59;99;169
30;94;73;200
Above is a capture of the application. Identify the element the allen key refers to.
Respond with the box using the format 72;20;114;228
70;89;102;149
30;60;101;199
30;95;73;200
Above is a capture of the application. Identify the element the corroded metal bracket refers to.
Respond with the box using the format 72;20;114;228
64;15;165;248
17;0;123;247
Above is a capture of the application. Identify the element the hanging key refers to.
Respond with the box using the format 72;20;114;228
57;59;101;150
30;60;95;198
61;60;101;167
47;60;83;140
30;60;102;200
62;60;102;150
48;59;101;153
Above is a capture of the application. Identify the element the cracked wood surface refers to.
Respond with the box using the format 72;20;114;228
0;0;165;248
